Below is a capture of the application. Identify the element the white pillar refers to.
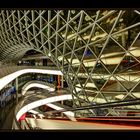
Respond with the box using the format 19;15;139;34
16;78;18;103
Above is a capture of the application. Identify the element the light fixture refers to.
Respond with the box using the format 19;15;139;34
48;53;51;57
71;10;75;14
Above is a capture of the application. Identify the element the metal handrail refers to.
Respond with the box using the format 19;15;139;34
12;97;25;130
45;98;140;114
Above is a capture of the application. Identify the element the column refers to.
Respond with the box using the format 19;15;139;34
61;75;64;117
61;74;64;89
57;75;61;90
16;78;18;104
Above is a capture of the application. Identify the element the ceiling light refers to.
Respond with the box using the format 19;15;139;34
48;53;51;57
71;10;75;14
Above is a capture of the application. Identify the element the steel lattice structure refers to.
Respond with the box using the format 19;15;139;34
0;10;140;116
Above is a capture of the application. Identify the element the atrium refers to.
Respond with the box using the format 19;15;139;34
0;10;140;130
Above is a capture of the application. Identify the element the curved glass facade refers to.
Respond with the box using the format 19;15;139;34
0;10;140;116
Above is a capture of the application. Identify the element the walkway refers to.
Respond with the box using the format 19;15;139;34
25;118;140;130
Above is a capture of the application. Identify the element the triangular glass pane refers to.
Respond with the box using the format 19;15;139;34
84;10;97;20
91;62;110;88
58;15;67;29
21;30;28;42
38;41;47;52
67;67;76;85
5;20;9;29
66;37;75;51
49;40;56;51
74;36;86;50
115;74;139;92
28;26;34;36
97;11;119;34
70;62;79;76
53;46;58;59
50;47;55;54
63;65;68;74
59;10;68;21
34;25;40;35
62;57;69;67
34;21;40;31
76;60;87;73
64;42;72;54
38;45;46;54
8;15;13;26
102;93;118;103
86;92;97;103
78;26;93;44
73;76;81;88
89;24;108;45
74;47;85;61
123;96;136;102
112;14;140;49
76;78;85;91
34;10;40;19
131;82;140;94
112;27;140;50
97;10;115;20
35;35;42;45
42;32;48;43
80;11;96;31
36;33;42;43
116;55;139;74
128;35;140;62
92;93;107;104
19;19;26;30
79;47;96;73
100;38;125;73
92;59;110;74
83;77;98;92
19;10;24;18
41;11;48;22
131;83;140;99
79;90;88;102
88;38;106;57
68;73;74;81
70;53;80;68
42;25;49;38
75;64;88;87
68;13;81;33
49;16;57;30
56;48;63;58
13;13;19;23
102;76;127;92
50;25;56;37
112;11;140;34
57;31;65;45
69;10;81;20
57;43;64;54
121;93;136;101
50;34;56;46
26;11;32;22
64;53;71;65
66;25;76;40
50;10;57;20
91;75;110;91
78;76;87;90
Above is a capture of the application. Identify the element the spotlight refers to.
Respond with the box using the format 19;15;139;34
48;53;51;57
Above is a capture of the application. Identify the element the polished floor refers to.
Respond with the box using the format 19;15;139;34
25;118;140;130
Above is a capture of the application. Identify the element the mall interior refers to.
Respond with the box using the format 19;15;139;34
0;10;140;130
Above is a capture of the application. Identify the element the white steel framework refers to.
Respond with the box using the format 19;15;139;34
0;10;140;116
